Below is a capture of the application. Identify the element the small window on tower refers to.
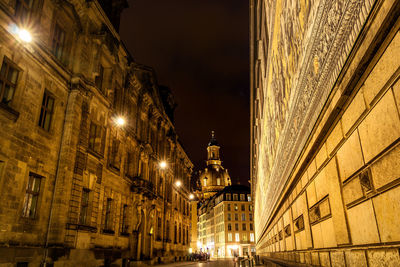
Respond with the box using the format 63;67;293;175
217;177;221;185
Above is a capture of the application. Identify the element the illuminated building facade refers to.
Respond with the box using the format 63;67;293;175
198;185;255;258
251;0;400;266
0;0;192;265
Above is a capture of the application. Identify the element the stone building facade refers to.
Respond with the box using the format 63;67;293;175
251;0;400;266
197;185;255;259
0;0;192;266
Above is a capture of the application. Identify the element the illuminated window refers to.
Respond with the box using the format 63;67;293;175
250;233;255;242
228;233;233;242
0;57;20;106
235;233;240;242
22;173;42;218
234;204;238;211
204;178;207;186
242;233;247;242
247;194;252;201
217;177;221;185
38;91;54;131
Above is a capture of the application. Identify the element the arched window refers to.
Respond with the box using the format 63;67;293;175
217;177;221;185
204;178;207;186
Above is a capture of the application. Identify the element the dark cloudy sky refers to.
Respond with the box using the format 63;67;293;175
120;0;250;185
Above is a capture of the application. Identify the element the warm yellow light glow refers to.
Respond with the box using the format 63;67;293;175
18;29;32;43
159;161;167;169
189;248;193;253
115;116;125;126
175;180;182;187
189;194;194;200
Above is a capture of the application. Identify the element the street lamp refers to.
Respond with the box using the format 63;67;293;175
18;29;32;43
175;180;182;187
159;161;167;169
189;194;194;200
115;116;125;127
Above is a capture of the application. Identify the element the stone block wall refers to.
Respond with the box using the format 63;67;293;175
251;0;400;266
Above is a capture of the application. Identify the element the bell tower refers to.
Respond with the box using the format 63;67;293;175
206;131;222;166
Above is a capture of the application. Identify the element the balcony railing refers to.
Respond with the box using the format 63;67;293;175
129;176;156;199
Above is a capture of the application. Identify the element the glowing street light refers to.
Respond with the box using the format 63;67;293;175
159;161;167;169
115;116;125;127
175;180;182;187
18;29;32;43
189;194;194;200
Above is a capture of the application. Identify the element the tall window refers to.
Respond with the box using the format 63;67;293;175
104;198;113;230
166;220;170;241
16;0;34;24
235;214;238;221
174;223;177;243
22;173;42;218
157;216;162;240
242;213;246;221
121;204;128;233
228;213;231;221
38;91;54;131
95;65;104;93
109;139;121;170
242;233;247;242
0;58;19;106
250;223;253;231
226;193;231;201
234;204;238;211
228;233;233;242
242;223;246;231
228;223;232;231
240;194;245;201
233;194;238;201
52;23;66;61
217;177;221;185
227;204;231;211
179;223;182;243
79;189;90;225
235;223;239;231
249;214;253;221
88;122;105;155
203;178;207;186
250;233;255;242
235;233;240;242
241;204;245;211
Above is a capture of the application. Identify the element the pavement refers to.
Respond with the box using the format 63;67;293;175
150;260;240;267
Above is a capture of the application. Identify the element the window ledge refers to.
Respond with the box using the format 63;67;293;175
0;102;19;121
101;229;115;235
88;149;104;159
66;223;97;233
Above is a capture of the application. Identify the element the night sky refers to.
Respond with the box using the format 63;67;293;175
120;0;250;185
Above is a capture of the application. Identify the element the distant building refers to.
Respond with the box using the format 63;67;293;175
251;0;400;266
198;185;255;258
197;131;231;200
0;0;192;265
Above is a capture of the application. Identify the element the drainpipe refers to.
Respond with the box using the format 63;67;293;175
42;84;75;266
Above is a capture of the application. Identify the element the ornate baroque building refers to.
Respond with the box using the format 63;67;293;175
251;0;400;266
197;132;231;200
0;0;192;266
